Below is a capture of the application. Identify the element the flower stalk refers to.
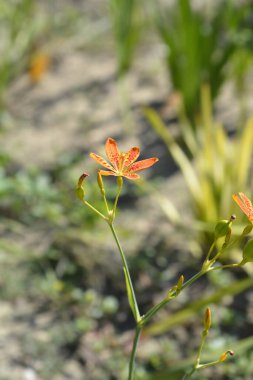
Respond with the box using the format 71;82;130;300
76;138;253;380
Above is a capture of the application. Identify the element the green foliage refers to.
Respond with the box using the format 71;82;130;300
109;0;140;77
145;87;253;248
155;0;250;126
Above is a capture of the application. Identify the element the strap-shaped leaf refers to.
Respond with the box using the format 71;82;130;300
236;117;253;187
123;267;139;322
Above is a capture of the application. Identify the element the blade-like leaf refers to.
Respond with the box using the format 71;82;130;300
123;267;138;322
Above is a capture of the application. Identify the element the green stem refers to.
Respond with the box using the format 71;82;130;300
143;259;242;326
198;359;220;369
208;263;242;272
181;270;207;291
182;367;196;379
205;241;215;261
109;222;141;322
83;200;107;220
142;270;208;325
113;177;123;218
195;331;208;367
142;298;168;324
103;193;110;215
128;326;142;380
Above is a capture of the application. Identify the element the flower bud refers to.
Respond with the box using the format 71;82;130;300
176;275;184;291
219;350;234;362
97;172;105;195
78;173;89;187
204;307;211;331
214;220;230;239
76;173;88;201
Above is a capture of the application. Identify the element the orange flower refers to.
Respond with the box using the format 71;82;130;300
29;53;49;83
232;192;253;223
90;138;159;180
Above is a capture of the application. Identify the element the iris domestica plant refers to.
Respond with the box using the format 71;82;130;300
76;138;253;379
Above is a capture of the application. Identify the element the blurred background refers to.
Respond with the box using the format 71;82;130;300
0;0;253;379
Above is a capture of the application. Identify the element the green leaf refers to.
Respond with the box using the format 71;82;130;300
236;117;253;187
144;107;201;202
123;267;138;321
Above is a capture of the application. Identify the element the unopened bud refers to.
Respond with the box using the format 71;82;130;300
78;173;89;187
76;173;88;201
204;307;211;331
219;350;234;362
214;220;230;239
97;172;105;195
177;275;184;291
167;275;185;299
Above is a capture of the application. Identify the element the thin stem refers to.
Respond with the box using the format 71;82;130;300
83;200;107;220
195;332;208;367
142;298;168;325
208;263;242;272
181;270;207;291
109;222;141;322
198;360;220;370
128;326;142;380
182;367;196;379
143;270;208;325
143;258;242;326
113;177;123;217
103;193;110;214
205;241;215;261
183;358;222;379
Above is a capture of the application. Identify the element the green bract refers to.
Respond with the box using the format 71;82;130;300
76;186;85;201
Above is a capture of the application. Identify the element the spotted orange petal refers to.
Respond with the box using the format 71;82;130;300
99;170;118;176
129;157;159;173
123;172;140;180
233;193;253;222
90;153;115;171
239;192;253;209
122;147;140;169
105;138;120;170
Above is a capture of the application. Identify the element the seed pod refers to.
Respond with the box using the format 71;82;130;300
214;220;230;239
204;307;211;331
